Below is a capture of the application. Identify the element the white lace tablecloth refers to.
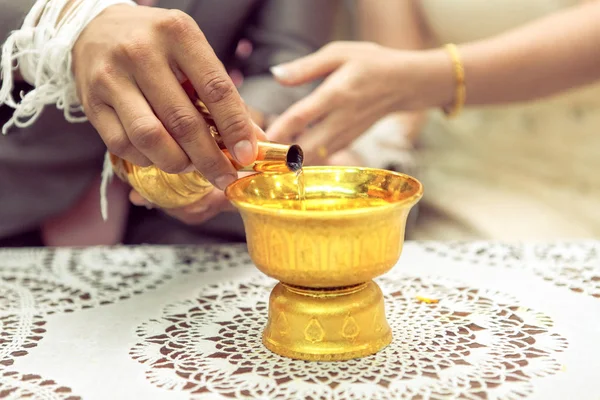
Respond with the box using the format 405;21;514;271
0;241;599;400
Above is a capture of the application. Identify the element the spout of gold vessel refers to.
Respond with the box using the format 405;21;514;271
223;141;304;173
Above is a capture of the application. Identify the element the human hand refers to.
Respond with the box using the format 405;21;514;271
267;41;452;165
129;187;233;225
127;106;267;226
73;5;263;191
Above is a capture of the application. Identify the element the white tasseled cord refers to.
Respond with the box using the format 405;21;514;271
100;151;115;220
0;0;136;220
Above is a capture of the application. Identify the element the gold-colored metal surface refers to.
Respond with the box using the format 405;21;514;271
263;282;392;361
108;80;303;208
223;141;303;173
226;167;422;287
109;140;302;208
225;166;423;361
110;154;214;209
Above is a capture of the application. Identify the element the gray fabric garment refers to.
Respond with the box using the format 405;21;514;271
0;0;36;43
0;0;337;245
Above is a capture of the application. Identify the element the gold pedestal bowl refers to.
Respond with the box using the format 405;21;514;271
225;167;422;361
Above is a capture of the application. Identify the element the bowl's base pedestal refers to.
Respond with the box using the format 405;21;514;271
262;280;392;361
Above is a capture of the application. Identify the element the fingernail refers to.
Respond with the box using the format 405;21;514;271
131;197;150;207
233;140;254;166
270;65;289;80
215;174;236;191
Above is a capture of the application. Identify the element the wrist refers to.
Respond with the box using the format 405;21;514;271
72;3;134;73
401;49;456;111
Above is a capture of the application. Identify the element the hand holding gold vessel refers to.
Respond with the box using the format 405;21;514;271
110;81;304;210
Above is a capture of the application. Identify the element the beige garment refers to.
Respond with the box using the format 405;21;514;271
411;0;600;240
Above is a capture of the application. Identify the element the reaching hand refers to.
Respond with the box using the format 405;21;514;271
73;5;263;190
267;41;449;165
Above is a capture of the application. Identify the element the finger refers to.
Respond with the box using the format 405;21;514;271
107;81;192;174
129;190;151;207
133;60;237;187
172;27;258;168
86;102;152;167
164;190;233;225
268;53;358;144
269;42;348;86
285;64;379;163
297;112;373;166
266;85;334;144
181;190;233;214
167;206;220;226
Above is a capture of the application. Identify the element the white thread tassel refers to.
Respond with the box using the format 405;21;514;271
0;0;136;220
100;152;115;221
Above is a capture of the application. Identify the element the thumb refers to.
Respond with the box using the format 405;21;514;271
270;44;346;86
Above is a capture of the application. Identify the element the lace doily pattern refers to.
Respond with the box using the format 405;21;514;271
174;244;253;274
0;246;174;315
0;308;79;400
0;248;50;272
0;308;70;400
419;241;600;299
130;273;568;400
0;313;46;370
0;371;81;399
419;241;525;268
0;246;249;398
532;242;600;298
0;245;251;316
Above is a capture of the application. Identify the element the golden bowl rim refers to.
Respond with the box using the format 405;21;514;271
224;166;423;219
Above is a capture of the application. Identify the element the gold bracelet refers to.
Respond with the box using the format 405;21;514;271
442;43;466;118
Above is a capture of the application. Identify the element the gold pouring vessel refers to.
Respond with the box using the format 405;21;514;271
108;140;303;209
226;167;422;360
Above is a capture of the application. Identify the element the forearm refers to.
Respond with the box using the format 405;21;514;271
357;0;424;49
423;1;600;108
356;0;426;143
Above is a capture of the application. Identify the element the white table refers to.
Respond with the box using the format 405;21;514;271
0;241;598;399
